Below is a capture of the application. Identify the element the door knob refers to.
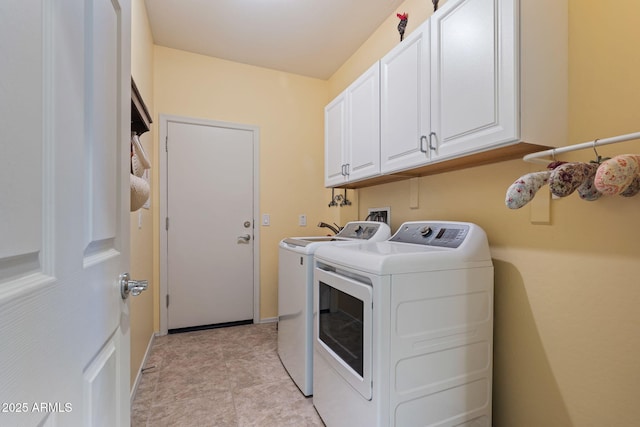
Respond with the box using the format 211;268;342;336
119;272;148;299
238;234;251;243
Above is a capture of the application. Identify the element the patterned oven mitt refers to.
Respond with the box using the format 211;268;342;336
594;154;640;195
505;170;551;209
620;176;640;197
549;162;594;197
577;163;602;201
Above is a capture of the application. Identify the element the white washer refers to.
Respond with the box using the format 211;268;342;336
312;221;494;427
277;221;390;396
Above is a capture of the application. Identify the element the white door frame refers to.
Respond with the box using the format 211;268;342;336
158;114;260;335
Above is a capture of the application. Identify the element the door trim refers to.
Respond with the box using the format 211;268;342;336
158;114;260;335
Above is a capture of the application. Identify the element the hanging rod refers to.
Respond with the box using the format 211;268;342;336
523;131;640;164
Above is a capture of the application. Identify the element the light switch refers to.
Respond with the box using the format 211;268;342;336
262;214;270;226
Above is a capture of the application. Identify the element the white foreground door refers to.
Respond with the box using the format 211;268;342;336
164;118;256;330
0;1;131;426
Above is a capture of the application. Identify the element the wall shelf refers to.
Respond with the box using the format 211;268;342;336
337;141;552;189
131;77;152;135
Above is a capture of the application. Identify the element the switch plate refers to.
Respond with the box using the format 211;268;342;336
299;214;307;226
262;214;270;226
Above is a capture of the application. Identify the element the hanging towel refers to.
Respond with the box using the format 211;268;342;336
131;133;151;177
130;174;150;211
130;133;151;211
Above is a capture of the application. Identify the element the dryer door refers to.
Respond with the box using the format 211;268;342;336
314;266;373;400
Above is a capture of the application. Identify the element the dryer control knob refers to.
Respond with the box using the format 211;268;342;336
419;226;432;237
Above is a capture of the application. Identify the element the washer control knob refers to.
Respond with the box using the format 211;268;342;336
419;226;432;237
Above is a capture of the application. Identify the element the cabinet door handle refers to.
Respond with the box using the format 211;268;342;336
341;164;346;176
419;135;428;154
344;163;350;176
428;132;437;151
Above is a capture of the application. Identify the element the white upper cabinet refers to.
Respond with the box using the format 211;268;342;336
325;91;348;187
381;0;520;174
328;0;567;186
430;0;518;160
380;20;431;174
348;63;381;182
325;62;380;187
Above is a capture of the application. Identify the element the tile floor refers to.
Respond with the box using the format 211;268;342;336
131;323;325;427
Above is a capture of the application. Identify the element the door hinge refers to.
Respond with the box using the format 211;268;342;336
165;136;168;152
166;217;169;230
166;294;169;307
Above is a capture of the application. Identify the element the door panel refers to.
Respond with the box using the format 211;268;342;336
86;0;120;245
348;62;380;182
324;93;347;187
430;0;518;158
0;1;131;426
166;120;256;330
0;1;43;262
380;21;431;174
83;339;119;427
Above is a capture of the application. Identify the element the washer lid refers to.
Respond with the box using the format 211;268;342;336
282;236;350;247
279;221;390;254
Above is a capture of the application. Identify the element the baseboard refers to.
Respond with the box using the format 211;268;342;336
130;331;157;404
259;317;277;324
168;319;252;334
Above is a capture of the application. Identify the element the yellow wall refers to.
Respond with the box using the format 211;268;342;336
329;0;432;99
331;0;640;424
152;47;331;320
134;0;640;421
327;0;435;227
129;0;155;388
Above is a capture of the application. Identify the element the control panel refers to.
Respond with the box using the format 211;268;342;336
390;222;470;248
337;222;385;240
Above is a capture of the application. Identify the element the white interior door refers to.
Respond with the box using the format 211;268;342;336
163;118;257;331
0;1;131;426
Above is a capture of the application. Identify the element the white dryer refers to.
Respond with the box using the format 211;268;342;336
312;221;494;427
277;221;390;396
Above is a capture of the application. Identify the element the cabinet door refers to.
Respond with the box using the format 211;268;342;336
325;92;347;187
347;62;381;182
430;0;518;160
380;21;431;174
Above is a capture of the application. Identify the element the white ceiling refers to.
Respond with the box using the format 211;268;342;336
144;0;405;80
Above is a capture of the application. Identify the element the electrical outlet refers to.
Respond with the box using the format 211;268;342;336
299;214;307;226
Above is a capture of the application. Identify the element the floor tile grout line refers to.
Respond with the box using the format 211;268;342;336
131;323;323;426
